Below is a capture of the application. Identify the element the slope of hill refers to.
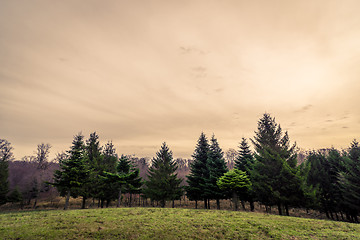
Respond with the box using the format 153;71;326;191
1;207;359;239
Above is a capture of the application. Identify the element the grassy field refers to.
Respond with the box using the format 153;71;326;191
0;207;359;240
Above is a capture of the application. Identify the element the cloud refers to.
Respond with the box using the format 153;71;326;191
179;46;208;55
1;0;360;158
295;104;313;113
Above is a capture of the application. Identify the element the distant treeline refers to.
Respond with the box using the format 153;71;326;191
0;113;359;223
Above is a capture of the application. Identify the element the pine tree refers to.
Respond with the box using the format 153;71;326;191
85;132;111;208
53;133;90;210
217;169;251;211
110;154;142;207
326;149;346;220
304;151;334;218
341;139;360;222
102;153;141;208
144;143;183;208
299;152;319;211
235;138;254;172
235;137;255;211
186;132;210;209
205;135;228;209
251;113;303;216
0;139;14;205
98;141;118;208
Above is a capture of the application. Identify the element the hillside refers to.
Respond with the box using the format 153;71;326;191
1;207;359;239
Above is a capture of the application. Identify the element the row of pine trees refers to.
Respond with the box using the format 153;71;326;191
1;113;359;222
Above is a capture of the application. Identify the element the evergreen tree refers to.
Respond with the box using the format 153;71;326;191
205;135;228;209
119;156;142;207
105;154;142;207
235;137;255;211
98;141;118;207
85;132;103;204
341;139;360;222
217;169;251;211
251;113;303;215
144;143;183;207
298;152;318;210
53;133;90;210
304;149;347;220
0;139;14;205
186;132;210;209
304;151;333;218
326;148;346;220
235;138;254;172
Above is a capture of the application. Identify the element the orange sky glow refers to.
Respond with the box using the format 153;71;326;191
1;0;360;159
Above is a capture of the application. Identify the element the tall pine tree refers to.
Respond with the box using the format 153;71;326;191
103;153;142;207
186;132;210;209
116;155;142;207
251;113;303;215
53;133;90;210
235;138;254;172
144;143;182;208
0;139;14;205
99;141;119;207
235;137;255;211
341;139;360;222
85;132;103;206
205;135;228;209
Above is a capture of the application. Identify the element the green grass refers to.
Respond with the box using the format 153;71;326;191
0;207;359;239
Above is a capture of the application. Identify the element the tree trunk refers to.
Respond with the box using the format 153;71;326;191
216;198;220;210
81;196;86;209
106;199;110;208
241;200;246;210
195;200;198;209
325;209;330;219
101;199;104;208
172;200;175;208
64;191;71;210
204;199;207;209
129;194;132;207
33;198;38;209
340;212;344;221
117;189;122;207
277;202;283;215
160;199;165;208
208;199;210;209
250;200;254;212
285;204;289;216
232;192;238;211
354;215;359;223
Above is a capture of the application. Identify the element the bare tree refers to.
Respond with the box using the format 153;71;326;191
35;143;52;170
32;143;52;208
53;151;68;164
225;148;237;169
0;139;14;162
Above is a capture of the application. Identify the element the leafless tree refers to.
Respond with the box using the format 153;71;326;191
225;148;237;169
31;143;52;208
53;151;68;164
35;143;52;170
0;139;14;162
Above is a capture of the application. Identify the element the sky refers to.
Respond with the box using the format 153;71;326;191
1;0;360;160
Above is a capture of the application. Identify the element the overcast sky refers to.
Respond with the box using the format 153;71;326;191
1;0;360;160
